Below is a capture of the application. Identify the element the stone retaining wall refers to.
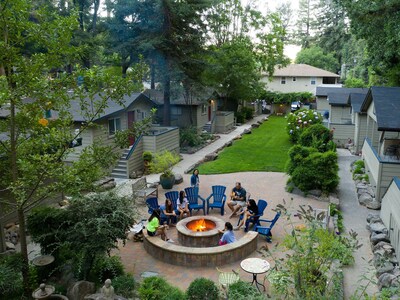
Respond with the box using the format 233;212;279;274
143;231;258;267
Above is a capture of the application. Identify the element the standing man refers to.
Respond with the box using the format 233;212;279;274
227;182;247;218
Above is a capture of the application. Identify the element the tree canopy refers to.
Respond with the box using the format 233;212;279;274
295;46;339;73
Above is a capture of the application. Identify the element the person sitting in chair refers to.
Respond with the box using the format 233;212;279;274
234;199;258;231
162;198;177;226
227;182;247;218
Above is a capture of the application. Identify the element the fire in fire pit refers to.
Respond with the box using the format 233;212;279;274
186;219;216;232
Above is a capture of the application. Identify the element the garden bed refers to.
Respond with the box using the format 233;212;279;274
180;135;220;154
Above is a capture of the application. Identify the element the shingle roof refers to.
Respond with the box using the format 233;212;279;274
143;88;216;106
328;93;350;106
350;93;367;113
272;64;340;78
316;86;368;97
361;86;400;131
69;92;153;122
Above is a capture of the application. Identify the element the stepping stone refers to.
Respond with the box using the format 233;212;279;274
141;271;159;278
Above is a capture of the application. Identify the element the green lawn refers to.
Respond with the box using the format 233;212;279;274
198;116;292;174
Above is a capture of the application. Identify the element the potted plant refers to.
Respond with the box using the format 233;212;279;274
142;151;153;174
149;151;180;189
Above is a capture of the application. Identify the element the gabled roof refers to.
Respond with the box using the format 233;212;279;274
316;86;368;97
328;93;350;106
350;93;367;113
361;86;400;131
69;92;155;122
272;64;340;78
143;88;216;106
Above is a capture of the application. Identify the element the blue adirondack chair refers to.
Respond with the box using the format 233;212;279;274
254;212;281;242
165;191;180;214
146;197;159;214
206;185;227;215
184;187;206;215
237;199;268;231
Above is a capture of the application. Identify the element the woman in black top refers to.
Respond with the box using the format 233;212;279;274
234;199;259;231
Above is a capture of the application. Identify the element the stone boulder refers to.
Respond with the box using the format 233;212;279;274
376;263;395;278
367;222;388;234
67;281;96;300
359;193;381;209
205;152;218;162
378;273;400;290
367;214;382;224
251;123;260;128
308;189;322;197
225;141;233;147
243;129;252;134
5;242;15;250
174;174;183;184
370;232;390;245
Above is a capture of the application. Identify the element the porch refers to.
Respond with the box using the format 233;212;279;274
362;138;400;201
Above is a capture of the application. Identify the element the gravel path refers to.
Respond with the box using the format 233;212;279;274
337;149;379;298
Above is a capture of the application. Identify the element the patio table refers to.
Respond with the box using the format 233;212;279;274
240;257;270;292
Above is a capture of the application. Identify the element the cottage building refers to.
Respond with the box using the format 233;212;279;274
262;64;340;95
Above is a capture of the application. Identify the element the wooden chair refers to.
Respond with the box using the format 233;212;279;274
132;177;158;203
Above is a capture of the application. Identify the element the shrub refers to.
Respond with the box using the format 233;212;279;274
180;127;202;147
286;109;323;143
0;254;23;298
299;124;333;152
143;151;153;162
186;278;219;300
112;274;135;298
91;255;125;284
287;146;339;193
138;276;185;300
227;281;265;299
149;150;180;177
241;106;254;120
235;111;245;124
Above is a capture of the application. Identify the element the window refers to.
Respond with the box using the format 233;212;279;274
108;118;121;136
281;77;286;84
171;107;182;115
201;104;207;115
292;77;297;82
310;77;316;85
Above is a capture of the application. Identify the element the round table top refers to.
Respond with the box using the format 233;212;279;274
240;258;270;274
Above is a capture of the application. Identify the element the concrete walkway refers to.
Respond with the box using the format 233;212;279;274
338;149;379;298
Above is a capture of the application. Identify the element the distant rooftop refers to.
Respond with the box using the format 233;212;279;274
317;86;369;97
143;88;216;106
272;64;340;78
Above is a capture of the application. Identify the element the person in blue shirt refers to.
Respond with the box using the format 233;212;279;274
218;222;236;245
190;169;200;188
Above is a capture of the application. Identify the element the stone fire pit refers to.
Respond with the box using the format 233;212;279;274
176;216;225;247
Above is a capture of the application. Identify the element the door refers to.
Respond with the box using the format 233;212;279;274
208;105;211;121
127;111;135;145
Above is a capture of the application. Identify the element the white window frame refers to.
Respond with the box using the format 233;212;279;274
201;104;207;115
310;77;316;85
108;117;121;136
281;77;286;84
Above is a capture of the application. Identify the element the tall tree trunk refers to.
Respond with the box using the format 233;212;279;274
0;221;5;253
150;63;155;89
18;207;30;297
92;0;100;35
163;70;171;126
